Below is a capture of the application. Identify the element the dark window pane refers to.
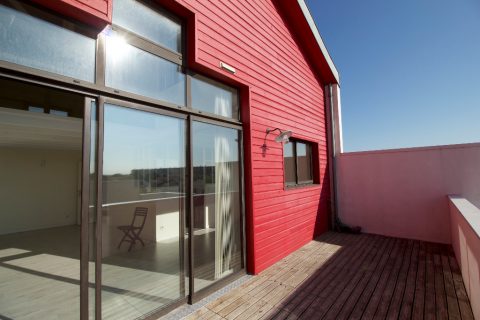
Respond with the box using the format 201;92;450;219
0;3;95;82
191;76;238;119
105;33;186;106
113;0;181;52
297;142;313;182
283;142;296;184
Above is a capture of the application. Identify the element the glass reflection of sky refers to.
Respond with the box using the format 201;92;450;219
297;142;306;157
192;121;239;167
105;33;186;107
103;104;185;175
283;142;293;158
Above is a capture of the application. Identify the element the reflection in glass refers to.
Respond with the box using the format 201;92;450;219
88;101;97;318
112;0;181;52
105;33;186;106
0;3;95;82
297;142;313;183
191;76;238;119
101;104;186;319
192;122;242;291
283;142;296;184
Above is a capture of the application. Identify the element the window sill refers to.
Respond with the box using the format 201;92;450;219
284;183;320;191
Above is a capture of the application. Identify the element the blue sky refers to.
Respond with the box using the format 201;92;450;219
306;0;480;152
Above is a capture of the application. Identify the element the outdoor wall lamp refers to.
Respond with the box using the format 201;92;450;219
262;128;292;151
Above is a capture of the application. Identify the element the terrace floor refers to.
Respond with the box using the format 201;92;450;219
183;232;474;320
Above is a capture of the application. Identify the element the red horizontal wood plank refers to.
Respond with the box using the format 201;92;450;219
32;0;111;27
197;47;323;112
177;0;330;273
194;1;320;89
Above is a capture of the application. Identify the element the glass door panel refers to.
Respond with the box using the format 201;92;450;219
0;78;84;319
88;100;97;319
192;121;242;292
101;103;186;319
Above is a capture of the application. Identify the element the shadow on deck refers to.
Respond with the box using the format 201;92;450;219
183;232;474;320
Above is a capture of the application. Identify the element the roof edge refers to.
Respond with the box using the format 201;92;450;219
297;0;340;84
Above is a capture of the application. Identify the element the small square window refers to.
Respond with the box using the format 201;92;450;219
28;106;44;113
49;109;68;117
190;75;239;119
283;140;314;186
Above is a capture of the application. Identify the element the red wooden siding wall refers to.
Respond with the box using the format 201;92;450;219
30;0;111;28
177;0;331;274
32;0;332;275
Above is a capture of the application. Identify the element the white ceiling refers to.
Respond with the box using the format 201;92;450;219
0;107;82;150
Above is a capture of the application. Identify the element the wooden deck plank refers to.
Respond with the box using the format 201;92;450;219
260;232;339;280
424;242;436;320
448;255;474;320
442;252;461;320
300;235;382;319
359;237;403;320
176;232;474;320
433;245;448;320
339;238;397;320
293;233;363;295
385;239;415;319
298;234;372;300
270;234;366;318
216;296;247;318
197;309;224;320
284;293;315;320
370;238;409;319
235;299;269;320
399;241;420;319
323;236;394;320
258;236;346;320
412;241;426;320
308;234;372;298
261;284;293;307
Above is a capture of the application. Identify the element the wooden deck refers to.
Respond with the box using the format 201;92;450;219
184;232;474;320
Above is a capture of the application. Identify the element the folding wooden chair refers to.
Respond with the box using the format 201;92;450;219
117;207;148;252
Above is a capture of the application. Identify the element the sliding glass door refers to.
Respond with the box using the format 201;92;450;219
192;121;242;292
0;75;243;320
0;78;86;320
100;103;187;319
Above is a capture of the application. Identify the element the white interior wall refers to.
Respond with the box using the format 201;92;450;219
0;147;81;235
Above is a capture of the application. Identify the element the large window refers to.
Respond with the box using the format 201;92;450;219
284;140;314;186
0;0;240;120
192;122;242;291
191;75;239;119
0;0;244;318
0;1;96;82
105;31;186;106
112;0;182;53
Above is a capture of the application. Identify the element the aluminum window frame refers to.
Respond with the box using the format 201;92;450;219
284;139;314;187
0;0;242;127
188;72;240;121
113;0;184;54
0;0;99;82
0;2;246;316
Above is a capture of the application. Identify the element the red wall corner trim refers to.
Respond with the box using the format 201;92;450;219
30;0;111;28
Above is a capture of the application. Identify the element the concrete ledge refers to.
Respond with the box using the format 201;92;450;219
449;196;480;239
448;196;480;319
341;141;480;157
